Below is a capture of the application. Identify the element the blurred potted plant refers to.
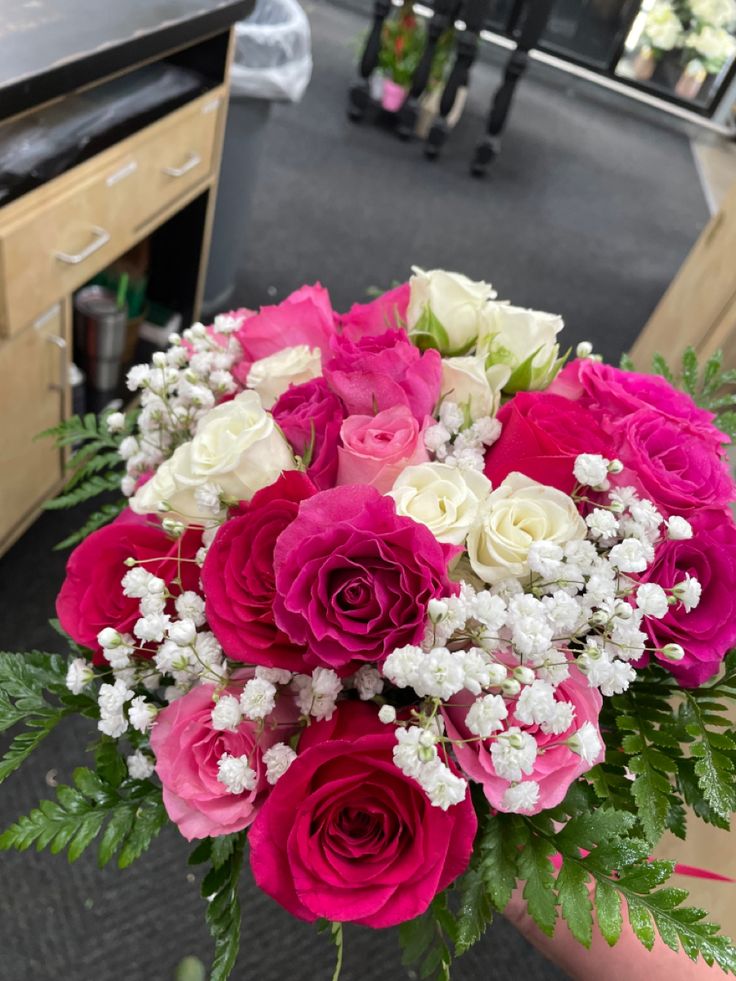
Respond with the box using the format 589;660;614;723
634;1;684;79
677;0;736;97
376;4;427;111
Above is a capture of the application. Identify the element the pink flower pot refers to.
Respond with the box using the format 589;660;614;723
381;79;408;113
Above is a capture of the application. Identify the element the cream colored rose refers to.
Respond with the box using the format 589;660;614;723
467;472;586;584
440;356;511;421
131;391;295;522
389;462;491;545
407;267;497;356
246;345;322;409
478;302;563;392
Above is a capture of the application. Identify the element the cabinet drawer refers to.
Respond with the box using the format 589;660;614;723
131;94;223;230
0;304;68;550
0;153;138;337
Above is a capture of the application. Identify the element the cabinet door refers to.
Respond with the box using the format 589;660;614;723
0;304;68;552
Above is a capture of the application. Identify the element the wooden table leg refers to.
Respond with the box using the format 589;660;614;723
470;0;554;176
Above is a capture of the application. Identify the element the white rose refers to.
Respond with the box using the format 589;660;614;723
467;472;586;584
440;357;510;422
690;0;736;28
644;2;683;50
389;462;491;545
407;267;497;356
131;391;295;522
246;345;322;409
478;302;564;392
687;25;736;66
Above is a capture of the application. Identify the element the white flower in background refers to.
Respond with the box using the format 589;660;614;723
467;472;586;584
573;454;610;488
128;696;158;733
690;0;736;28
106;411;126;434
644;1;683;51
378;704;397;724
490;728;538;781
502;781;541;814
439;357;510;422
673;575;702;611
407;267;497;355
688;23;736;64
353;665;384;700
293;667;342;721
255;665;293;686
636;582;669;619
240;678;277;720
130;391;296;523
389;462;491;545
246;345;322;409
667;515;693;540
263;743;297;785
211;693;243;731
66;658;95;694
477;302;564;392
127;750;155;781
567;721;602;764
217;753;257;794
465;693;508;738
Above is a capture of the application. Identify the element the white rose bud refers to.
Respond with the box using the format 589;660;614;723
378;704;397;724
407;267;496;356
246;345;322;409
478;302;564;392
661;643;685;661
439;357;510;423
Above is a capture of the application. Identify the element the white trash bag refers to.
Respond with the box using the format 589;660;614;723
231;0;313;102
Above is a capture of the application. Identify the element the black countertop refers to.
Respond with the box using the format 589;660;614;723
0;0;253;121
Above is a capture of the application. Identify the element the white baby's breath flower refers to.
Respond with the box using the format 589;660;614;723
353;665;384;700
608;538;649;574
174;592;206;626
263;743;297;785
673;575;701;612
127;750;155;781
217;753;256;794
378;704;397;724
667;516;693;540
490;728;538;782
465;693;508;738
128;696;158;733
240;678;277;720
636;583;669;619
106;411;126;433
573;454;609;488
66;658;94;694
567;721;602;764
502;781;540;814
255;666;292;686
293;668;342;721
211;693;242;731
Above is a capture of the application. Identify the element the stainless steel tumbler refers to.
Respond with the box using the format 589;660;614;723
73;286;127;392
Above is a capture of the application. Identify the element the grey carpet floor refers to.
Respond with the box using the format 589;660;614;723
0;1;710;978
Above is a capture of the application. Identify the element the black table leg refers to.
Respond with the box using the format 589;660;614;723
395;0;459;139
470;0;554;176
424;0;490;160
348;0;392;122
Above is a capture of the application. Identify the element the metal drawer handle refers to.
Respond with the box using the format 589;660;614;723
43;332;67;395
162;152;202;178
54;226;110;265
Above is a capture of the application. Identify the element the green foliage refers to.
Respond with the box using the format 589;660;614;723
190;833;247;981
0;766;165;868
647;347;736;437
0;650;96;785
38;410;132;545
399;893;457;981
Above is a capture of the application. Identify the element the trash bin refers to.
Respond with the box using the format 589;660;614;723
202;0;312;314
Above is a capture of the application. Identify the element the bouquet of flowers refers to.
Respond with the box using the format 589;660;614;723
3;268;736;980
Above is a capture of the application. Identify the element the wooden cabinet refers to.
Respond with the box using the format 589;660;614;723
0;303;69;551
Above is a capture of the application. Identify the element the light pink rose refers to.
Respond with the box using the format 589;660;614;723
337;405;429;492
443;665;603;814
151;680;297;840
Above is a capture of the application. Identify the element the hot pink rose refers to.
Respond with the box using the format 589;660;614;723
234;284;335;370
612;409;735;515
55;510;201;665
550;359;729;451
151;680;297;840
637;508;736;687
324;329;441;423
484;392;611;494
337;405;429;492
443;665;603;814
202;472;317;672
273;485;456;671
249;701;476;926
272;378;346;490
338;282;410;341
